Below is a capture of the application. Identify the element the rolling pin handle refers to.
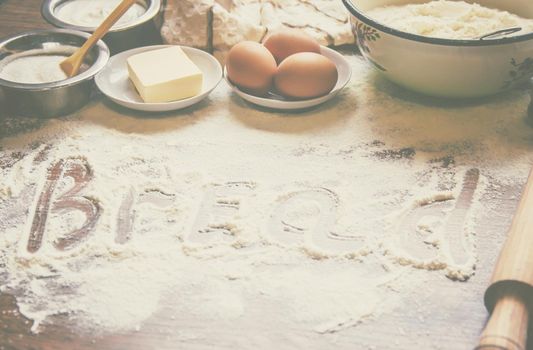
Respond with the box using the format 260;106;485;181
476;292;529;350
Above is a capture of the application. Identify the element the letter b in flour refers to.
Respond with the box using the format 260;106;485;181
27;158;101;253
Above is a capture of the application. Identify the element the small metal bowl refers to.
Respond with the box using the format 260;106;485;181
0;29;109;117
41;0;162;54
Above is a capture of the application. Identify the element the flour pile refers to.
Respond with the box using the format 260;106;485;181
0;55;68;84
367;0;533;39
1;55;533;345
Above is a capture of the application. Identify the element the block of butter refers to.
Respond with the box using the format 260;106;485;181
127;46;203;103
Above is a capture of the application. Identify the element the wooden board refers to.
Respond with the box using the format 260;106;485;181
1;1;532;349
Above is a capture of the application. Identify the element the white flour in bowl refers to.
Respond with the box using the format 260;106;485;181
0;55;68;84
367;0;533;39
0;54;533;348
54;0;146;28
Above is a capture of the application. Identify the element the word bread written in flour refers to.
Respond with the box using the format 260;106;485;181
161;0;354;62
26;157;479;282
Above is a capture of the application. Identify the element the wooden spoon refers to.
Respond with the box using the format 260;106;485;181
60;0;137;77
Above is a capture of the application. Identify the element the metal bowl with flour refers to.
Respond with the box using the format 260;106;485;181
0;29;109;117
41;0;162;53
342;0;533;98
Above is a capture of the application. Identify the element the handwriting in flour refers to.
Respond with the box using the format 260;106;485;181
116;188;176;244
394;168;480;277
24;157;481;267
186;182;256;245
268;188;365;255
27;158;101;253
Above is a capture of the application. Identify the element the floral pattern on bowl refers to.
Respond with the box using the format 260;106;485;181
351;19;387;72
503;57;533;89
352;20;380;54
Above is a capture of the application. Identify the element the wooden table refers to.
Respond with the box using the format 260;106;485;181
1;1;532;349
0;0;50;37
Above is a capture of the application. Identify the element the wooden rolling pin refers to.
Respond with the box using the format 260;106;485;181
476;164;533;350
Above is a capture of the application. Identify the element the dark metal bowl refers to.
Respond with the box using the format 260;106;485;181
0;29;109;117
41;0;162;54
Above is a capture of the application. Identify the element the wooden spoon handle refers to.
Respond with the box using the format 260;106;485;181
75;0;137;60
476;292;529;350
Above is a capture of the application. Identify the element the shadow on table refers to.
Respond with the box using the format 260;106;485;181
0;112;47;141
352;72;533;158
77;94;215;135
228;87;354;135
371;74;516;109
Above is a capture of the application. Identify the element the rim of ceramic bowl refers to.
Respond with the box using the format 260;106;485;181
342;0;533;46
0;29;110;91
41;0;161;33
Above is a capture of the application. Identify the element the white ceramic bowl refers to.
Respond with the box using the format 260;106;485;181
342;0;533;98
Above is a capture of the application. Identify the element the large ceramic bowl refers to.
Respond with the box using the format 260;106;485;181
0;29;109;117
342;0;533;98
42;0;162;54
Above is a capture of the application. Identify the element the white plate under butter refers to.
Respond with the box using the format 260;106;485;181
95;45;222;112
224;46;351;110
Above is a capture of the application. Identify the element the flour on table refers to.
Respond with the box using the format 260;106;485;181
367;0;533;39
1;54;533;344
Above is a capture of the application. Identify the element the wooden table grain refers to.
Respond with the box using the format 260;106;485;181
0;0;50;37
0;1;532;350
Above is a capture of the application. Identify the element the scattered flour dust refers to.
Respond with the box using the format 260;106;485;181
1;54;533;345
367;0;533;39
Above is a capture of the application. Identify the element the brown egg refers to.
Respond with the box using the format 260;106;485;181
274;52;338;99
263;30;321;63
226;41;277;96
